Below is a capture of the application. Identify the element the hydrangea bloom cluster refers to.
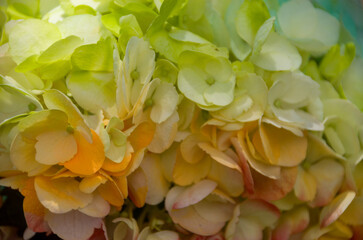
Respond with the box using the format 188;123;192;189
0;0;362;239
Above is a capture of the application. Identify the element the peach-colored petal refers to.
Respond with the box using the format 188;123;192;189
172;180;217;209
245;167;298;201
294;166;317;202
308;159;344;207
35;130;77;165
198;142;241;172
238;199;280;227
20;178;51;233
231;136;254;194
272;206;309;240
193;195;234;223
320;191;356;228
170;202;226;236
64;130;105;175
45;210;102;240
140;154;170;205
34;176;93;214
207;160;244;197
128;167;147;208
180;133;207;164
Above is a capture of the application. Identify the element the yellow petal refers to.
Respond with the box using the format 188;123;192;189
64;130;105;175
341;196;363;225
180;133;207;164
259;122;308;167
294;166;317;202
173;149;211;186
34;176;93;214
97;180;125;208
102;154;132;174
10;134;50;176
79;174;107;194
35;130;77;165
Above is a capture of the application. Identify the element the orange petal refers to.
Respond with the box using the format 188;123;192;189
128;121;155;151
180;133;207;164
102;154;132;174
97;180;125;208
21;178;51;233
64;130;105;175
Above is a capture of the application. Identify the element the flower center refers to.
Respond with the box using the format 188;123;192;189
206;77;215;85
131;69;140;80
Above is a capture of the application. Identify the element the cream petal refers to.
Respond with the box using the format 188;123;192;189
35;130;77;165
79;193;110;218
112;218;139;240
294;166;317;202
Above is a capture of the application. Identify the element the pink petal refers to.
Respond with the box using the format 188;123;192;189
45;210;102;240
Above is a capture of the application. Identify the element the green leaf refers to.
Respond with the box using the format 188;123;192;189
71;38;114;72
8;19;61;64
235;0;270;46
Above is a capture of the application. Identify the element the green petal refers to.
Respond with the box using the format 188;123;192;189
38;36;84;63
251;32;301;71
57;14;110;45
235;0;270;45
71;38;114;72
153;59;178;84
0;84;42;124
341;57;363;111
67;71;116;116
118;14;143;53
8;19;61;64
150;82;179;123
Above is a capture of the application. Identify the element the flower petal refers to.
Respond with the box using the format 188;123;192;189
64;130;105;175
45;210;102;240
35;130;77;165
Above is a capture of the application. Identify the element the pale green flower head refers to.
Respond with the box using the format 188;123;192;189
267;72;324;131
212;71;268;123
177;50;235;110
277;0;340;55
323;99;363;165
